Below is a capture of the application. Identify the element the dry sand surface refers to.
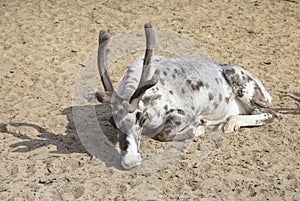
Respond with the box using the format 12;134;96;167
1;0;299;200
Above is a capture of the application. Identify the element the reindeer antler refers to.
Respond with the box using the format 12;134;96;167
90;23;159;111
140;22;156;83
98;30;115;94
127;23;160;112
87;29;116;103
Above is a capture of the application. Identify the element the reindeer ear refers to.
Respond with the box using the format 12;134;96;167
95;91;113;103
84;91;112;103
142;93;162;105
127;69;160;113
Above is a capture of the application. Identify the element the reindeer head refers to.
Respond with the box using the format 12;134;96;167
93;23;160;169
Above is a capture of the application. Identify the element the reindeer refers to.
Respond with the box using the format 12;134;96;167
86;23;278;169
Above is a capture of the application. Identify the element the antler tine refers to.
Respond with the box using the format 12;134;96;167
98;29;115;93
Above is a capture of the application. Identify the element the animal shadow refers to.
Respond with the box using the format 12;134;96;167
275;92;300;115
0;104;123;169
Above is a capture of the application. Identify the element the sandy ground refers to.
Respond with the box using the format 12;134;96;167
1;0;299;200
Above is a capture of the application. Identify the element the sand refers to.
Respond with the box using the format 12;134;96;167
0;0;299;200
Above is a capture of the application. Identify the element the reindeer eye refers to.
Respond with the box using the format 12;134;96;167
136;112;142;122
136;111;146;127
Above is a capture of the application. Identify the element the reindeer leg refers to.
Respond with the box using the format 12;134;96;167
223;112;276;133
155;122;205;142
155;108;206;142
173;122;206;141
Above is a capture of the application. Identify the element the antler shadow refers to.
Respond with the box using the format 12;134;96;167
274;92;300;115
1;104;123;169
1;121;86;154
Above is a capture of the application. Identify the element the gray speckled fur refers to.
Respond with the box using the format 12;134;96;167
118;56;237;137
